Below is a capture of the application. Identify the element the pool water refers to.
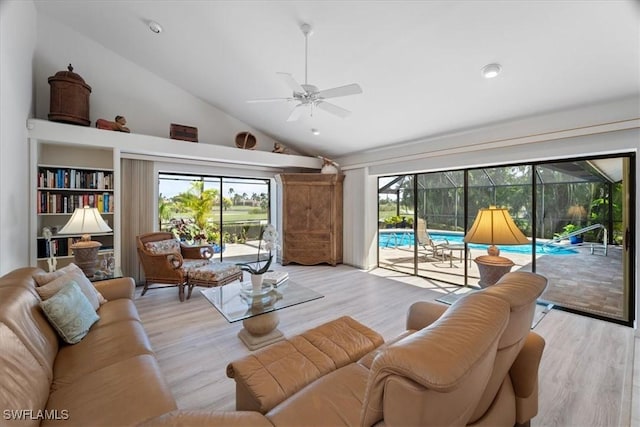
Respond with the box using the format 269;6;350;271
379;230;578;255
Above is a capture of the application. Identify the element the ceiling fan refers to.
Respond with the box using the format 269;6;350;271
247;23;363;122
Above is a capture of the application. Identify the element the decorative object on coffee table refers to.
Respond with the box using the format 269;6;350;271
48;64;92;126
58;206;112;277
235;131;256;149
464;205;529;287
170;123;198;142
96;115;130;132
236;224;280;291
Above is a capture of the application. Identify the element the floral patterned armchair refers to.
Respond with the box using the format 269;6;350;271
136;232;214;302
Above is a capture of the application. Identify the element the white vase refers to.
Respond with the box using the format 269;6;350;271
251;273;264;292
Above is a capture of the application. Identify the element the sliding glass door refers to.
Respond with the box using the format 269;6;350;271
522;157;632;323
377;154;635;325
158;173;270;263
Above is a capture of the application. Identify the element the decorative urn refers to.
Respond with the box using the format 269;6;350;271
48;64;92;126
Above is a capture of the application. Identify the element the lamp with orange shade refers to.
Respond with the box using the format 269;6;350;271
464;205;529;287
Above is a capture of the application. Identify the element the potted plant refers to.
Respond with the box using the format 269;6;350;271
236;224;280;290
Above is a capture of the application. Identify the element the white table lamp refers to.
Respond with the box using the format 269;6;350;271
58;206;112;277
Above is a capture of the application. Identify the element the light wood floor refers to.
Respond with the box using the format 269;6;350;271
134;264;637;426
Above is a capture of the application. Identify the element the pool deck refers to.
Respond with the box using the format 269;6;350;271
378;237;626;322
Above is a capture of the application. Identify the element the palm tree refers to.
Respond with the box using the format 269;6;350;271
222;197;232;211
228;188;235;206
174;181;218;233
158;193;172;230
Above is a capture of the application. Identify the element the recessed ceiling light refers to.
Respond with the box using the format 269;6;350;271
311;128;320;136
149;21;163;34
481;63;502;79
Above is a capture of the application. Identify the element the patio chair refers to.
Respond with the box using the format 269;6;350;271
136;232;215;302
416;218;449;261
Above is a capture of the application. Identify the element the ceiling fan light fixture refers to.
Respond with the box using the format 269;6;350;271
481;63;502;79
311;128;320;135
148;21;163;34
247;23;362;121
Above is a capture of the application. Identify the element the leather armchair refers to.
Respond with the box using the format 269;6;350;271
136;232;214;302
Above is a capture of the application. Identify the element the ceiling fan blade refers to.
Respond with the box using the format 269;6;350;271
286;104;305;122
316;101;351;118
317;83;363;99
247;97;294;103
277;72;306;94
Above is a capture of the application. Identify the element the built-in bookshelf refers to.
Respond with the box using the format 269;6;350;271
32;143;116;271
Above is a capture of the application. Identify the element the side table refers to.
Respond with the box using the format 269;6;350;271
446;244;472;268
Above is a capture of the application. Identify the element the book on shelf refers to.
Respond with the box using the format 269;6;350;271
38;168;114;190
37;191;113;214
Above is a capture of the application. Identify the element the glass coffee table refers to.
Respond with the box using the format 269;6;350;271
201;279;323;350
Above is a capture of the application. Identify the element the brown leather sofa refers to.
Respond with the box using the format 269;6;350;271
0;267;176;427
1;265;545;427
148;271;547;427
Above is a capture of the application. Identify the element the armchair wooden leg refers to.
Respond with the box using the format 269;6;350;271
141;281;149;296
186;283;195;300
178;284;185;302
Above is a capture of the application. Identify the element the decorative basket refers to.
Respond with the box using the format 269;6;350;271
235;132;256;150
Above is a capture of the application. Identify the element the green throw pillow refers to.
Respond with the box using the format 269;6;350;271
40;281;99;344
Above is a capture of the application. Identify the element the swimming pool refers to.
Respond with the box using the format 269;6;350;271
378;230;578;255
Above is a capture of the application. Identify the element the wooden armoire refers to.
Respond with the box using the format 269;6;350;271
277;173;344;266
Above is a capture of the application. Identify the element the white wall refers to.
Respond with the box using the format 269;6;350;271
34;13;280;151
343;167;378;269
0;0;37;274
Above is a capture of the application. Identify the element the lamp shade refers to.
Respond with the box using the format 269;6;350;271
58;206;112;235
58;206;111;277
464;206;529;248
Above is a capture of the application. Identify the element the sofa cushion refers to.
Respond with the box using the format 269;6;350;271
468;271;547;424
40;282;99;345
186;261;242;282
0;285;59;379
0;323;51;427
94;298;141;328
36;269;105;310
32;263;78;287
358;330;415;369
227;316;383;413
266;363;370;427
43;354;177;427
361;292;510;427
139;410;275;427
51;320;154;389
145;239;180;255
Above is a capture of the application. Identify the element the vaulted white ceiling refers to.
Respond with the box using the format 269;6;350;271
35;1;640;158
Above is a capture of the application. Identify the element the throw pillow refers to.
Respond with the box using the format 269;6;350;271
36;269;106;310
40;281;99;344
33;263;78;286
144;239;180;255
